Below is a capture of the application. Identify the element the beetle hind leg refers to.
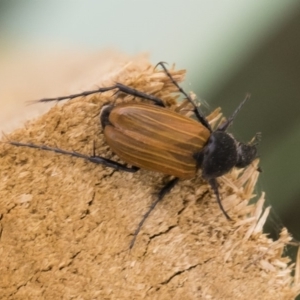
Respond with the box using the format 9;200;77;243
8;141;139;173
34;83;166;107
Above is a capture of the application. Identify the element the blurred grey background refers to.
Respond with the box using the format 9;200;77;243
1;1;300;257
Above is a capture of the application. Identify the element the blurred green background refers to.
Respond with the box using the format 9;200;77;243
1;1;300;260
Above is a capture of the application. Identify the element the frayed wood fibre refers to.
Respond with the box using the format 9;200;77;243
0;55;299;299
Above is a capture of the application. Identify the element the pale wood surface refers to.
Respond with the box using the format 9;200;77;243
0;52;298;299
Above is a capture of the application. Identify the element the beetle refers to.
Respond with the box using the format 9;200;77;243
8;62;259;248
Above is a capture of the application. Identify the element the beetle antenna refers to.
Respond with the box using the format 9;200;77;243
218;93;251;132
129;177;179;249
208;179;231;220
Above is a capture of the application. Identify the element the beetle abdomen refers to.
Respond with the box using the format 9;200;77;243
103;103;210;179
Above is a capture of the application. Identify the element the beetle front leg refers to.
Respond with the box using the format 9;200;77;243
208;178;231;220
129;177;179;249
8;141;139;173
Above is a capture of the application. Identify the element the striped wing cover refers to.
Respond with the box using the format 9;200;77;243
104;103;210;179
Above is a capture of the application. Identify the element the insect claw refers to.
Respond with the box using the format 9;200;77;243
154;61;169;70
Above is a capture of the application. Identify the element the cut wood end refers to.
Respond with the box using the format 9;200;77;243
0;52;298;299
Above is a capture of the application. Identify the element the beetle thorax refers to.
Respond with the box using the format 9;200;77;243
199;131;238;180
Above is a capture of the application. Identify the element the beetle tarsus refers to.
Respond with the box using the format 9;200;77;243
35;86;117;103
129;177;179;249
8;141;139;173
34;83;166;107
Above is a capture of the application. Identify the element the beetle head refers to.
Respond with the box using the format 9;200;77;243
235;142;257;168
195;93;259;180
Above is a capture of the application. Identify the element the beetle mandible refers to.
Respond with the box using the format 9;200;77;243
9;62;259;248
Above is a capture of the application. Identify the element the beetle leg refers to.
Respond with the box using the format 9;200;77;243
8;141;139;173
35;85;119;103
129;177;179;249
208;178;231;220
156;62;212;132
113;83;165;107
34;83;165;107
